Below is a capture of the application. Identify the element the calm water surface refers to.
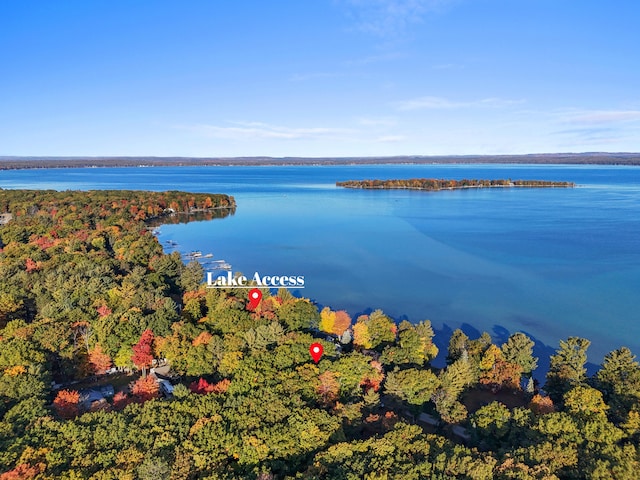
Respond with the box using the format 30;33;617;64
2;164;639;368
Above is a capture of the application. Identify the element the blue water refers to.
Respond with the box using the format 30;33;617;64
2;164;639;368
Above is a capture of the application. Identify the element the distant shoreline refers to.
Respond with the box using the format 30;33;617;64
1;152;640;170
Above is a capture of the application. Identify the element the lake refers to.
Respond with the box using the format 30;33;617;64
2;163;639;371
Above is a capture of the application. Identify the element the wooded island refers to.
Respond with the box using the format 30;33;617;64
337;178;575;190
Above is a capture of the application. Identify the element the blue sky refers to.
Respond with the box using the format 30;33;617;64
1;0;639;157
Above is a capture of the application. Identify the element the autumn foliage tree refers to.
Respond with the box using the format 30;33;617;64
359;360;385;393
112;391;132;411
189;377;231;395
131;375;159;402
0;463;45;480
132;329;155;375
88;344;112;374
96;304;112;318
319;307;351;336
480;358;523;392
352;310;396;350
479;345;523;391
528;394;554;414
317;371;340;407
25;257;39;272
53;389;81;419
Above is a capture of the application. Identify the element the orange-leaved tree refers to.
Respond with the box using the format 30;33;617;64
317;371;340;407
320;308;352;336
131;375;159;403
529;394;555;414
0;462;45;480
53;389;81;419
88;344;112;374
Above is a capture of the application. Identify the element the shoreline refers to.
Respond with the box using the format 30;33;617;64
338;184;575;191
1;153;640;170
337;178;576;191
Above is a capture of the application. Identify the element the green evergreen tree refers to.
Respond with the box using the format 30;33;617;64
595;347;640;421
545;337;590;404
447;329;469;364
501;332;538;376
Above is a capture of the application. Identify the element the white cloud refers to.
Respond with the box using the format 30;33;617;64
180;121;356;141
394;96;524;111
176;118;413;148
549;109;640;148
561;110;640;125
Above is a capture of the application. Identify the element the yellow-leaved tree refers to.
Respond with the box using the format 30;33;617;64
319;307;352;336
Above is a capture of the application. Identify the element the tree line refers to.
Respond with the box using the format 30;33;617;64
337;178;575;191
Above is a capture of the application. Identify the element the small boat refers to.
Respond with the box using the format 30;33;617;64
187;251;202;258
211;262;232;270
203;253;213;258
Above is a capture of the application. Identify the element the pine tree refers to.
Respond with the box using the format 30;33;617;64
595;347;640;421
596;347;640;397
501;332;538;376
526;377;535;394
447;329;469;364
545;337;590;403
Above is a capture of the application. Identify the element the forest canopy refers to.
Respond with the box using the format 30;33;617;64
0;188;638;480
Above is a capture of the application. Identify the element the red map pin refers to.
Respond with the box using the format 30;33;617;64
309;343;324;363
247;288;262;310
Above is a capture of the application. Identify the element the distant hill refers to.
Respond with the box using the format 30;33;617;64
1;152;640;169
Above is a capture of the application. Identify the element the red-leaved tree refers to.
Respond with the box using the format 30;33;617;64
53;389;81;419
131;329;155;375
189;377;231;395
189;377;213;394
112;391;132;411
0;462;45;480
